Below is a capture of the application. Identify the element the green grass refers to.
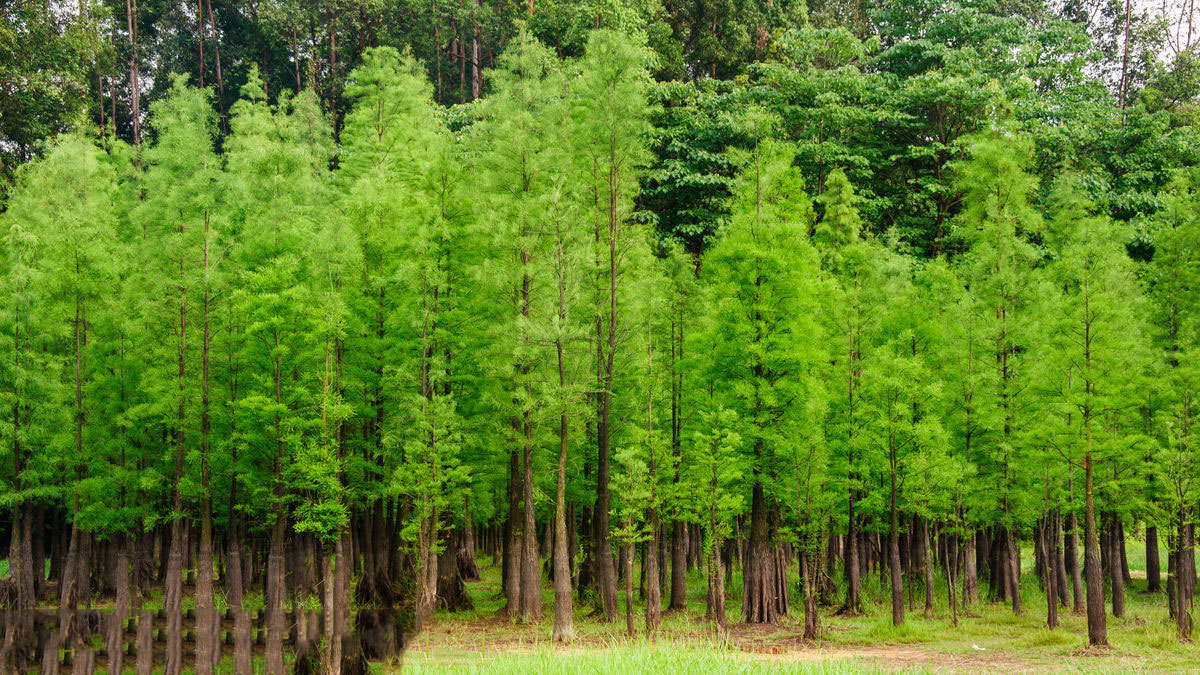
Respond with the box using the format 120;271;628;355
403;640;868;674
396;545;1200;673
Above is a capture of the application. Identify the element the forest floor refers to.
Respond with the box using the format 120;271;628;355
395;544;1199;674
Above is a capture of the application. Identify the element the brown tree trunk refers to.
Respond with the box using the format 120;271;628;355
844;493;861;613
922;518;935;615
265;512;286;674
742;482;781;623
1043;514;1058;629
962;530;978;608
1110;517;1125;618
670;520;687;610
519;402;541;621
888;469;903;626
624;541;635;637
135;609;154;675
552;392;573;642
1147;525;1161;592
503;448;522;617
1083;452;1107;645
1007;530;1021;614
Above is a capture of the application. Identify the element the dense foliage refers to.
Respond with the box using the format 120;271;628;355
7;0;1200;672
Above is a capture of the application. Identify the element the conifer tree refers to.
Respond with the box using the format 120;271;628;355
477;30;566;622
1046;175;1151;643
702;130;824;624
569;29;654;622
135;77;222;675
953;126;1045;617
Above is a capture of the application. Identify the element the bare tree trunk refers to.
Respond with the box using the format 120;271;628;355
1147;525;1161;592
552;403;573;642
503;448;522;617
963;529;978;608
624;540;635;637
844;493;861;612
1043;514;1058;629
922;519;935;615
1110;516;1125;618
265;513;286;674
889;469;903;626
519;391;541;620
1083;448;1107;645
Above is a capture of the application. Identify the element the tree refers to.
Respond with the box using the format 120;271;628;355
135;76;222;675
953;126;1046;617
702;128;824;624
569;29;654;622
684;408;744;637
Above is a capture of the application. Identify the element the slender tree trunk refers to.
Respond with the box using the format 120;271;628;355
889;467;903;626
1044;514;1058;629
1147;525;1161;592
624;540;635;636
196;216;216;675
963;529;978;608
644;310;661;631
1083;444;1107;645
265;512;286;674
503;448;521;617
845;492;861;613
552;400;573;642
1110;516;1125;618
923;518;935;615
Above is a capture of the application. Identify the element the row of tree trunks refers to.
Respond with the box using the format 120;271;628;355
0;508;424;672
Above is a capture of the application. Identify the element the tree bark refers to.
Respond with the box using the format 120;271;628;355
265;512;286;674
503;448;522;617
888;469;903;626
1147;525;1161;592
552;381;573;642
1110;516;1125;618
742;481;782;623
962;530;978;608
1083;451;1107;645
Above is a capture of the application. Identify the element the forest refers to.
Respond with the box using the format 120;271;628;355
6;0;1200;672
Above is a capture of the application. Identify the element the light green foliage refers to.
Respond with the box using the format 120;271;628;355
682;408;744;559
701;132;825;524
951;126;1048;530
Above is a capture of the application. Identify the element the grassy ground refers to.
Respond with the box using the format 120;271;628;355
396;542;1200;673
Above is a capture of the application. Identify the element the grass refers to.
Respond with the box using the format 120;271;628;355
395;544;1200;673
403;641;868;674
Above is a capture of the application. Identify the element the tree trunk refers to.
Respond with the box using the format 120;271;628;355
844;493;860;613
742;482;781;623
962;530;978;608
1083;453;1107;645
265;512;286;674
889;503;903;626
888;468;903;626
922;518;935;615
163;517;184;675
552;393;573;642
1007;530;1021;614
670;520;687;610
519;409;541;621
645;516;661;631
1043;514;1058;629
624;541;635;637
503;448;521;617
1110;517;1125;618
1147;525;1161;592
